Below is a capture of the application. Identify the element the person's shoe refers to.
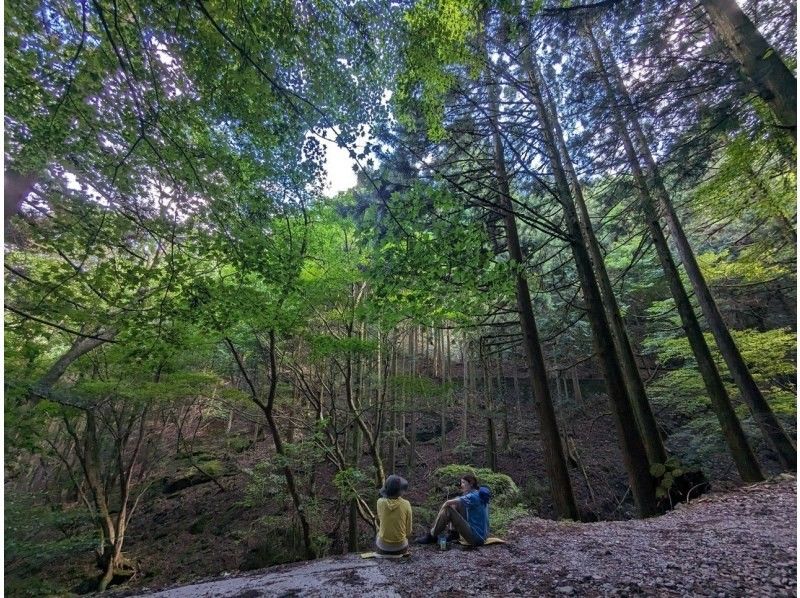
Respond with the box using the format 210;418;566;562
414;532;435;545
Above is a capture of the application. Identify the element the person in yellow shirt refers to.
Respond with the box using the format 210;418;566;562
375;475;412;555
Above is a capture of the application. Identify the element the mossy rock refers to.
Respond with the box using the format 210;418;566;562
431;464;520;507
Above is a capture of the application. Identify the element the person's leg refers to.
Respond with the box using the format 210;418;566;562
446;501;467;540
418;500;481;544
416;501;454;543
439;504;480;545
430;503;453;537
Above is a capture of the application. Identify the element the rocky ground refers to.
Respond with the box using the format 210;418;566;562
129;475;796;597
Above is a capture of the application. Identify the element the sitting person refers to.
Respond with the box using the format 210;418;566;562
375;474;413;554
415;473;491;546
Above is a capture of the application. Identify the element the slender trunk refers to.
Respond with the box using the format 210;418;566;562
462;336;469;444
348;415;361;552
512;359;521;419
226;334;315;559
83;412;120;591
627;99;795;467
388;340;398;472
522;30;656;516
399;337;409;448
408;327;417;470
375;329;383;443
483;359;497;471
540;68;667;465
584;24;766;481
700;0;796;139
498;355;511;451
344;315;385;486
600;25;794;471
570;368;582;403
486;47;579;519
443;327;452;454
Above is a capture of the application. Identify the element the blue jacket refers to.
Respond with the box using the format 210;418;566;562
459;486;491;543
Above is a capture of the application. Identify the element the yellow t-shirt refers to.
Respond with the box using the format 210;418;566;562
376;497;413;548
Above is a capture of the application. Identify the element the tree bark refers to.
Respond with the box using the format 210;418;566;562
539;66;667;465
387;340;398;472
521;28;657;517
550;99;663;462
628;96;795;468
597;24;795;471
700;0;796;139
584;23;765;482
34;331;114;395
486;45;580;519
483;359;498;471
462;335;469;445
408;327;417;469
443;327;452;455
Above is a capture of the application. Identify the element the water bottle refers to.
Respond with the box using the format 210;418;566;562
438;533;448;551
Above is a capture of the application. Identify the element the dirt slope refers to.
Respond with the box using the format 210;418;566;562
129;476;796;597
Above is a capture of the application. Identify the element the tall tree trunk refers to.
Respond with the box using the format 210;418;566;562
343;304;385;487
443;327;452;455
512;359;521;420
700;0;796;139
388;340;398;473
483;359;498;471
598;24;795;471
348;416;361;552
408;327;417;470
497;355;511;451
378;329;388;445
540;66;668;466
486;44;579;519
583;23;766;481
522;28;657;517
462;336;469;445
570;368;582;403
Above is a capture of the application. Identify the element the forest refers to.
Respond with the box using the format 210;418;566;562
4;0;796;594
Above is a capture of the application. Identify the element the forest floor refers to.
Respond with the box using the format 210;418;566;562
128;474;796;597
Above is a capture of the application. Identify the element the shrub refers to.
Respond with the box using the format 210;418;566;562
452;442;477;463
200;459;224;478
412;505;437;532
226;435;252;453
490;505;531;535
431;464;520;506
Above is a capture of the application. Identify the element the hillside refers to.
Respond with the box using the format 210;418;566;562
126;476;796;597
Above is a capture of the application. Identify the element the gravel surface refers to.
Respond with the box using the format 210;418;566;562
134;476;796;597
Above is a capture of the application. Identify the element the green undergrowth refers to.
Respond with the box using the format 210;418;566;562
5;492;97;597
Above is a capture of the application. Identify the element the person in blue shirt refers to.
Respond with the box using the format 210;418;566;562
415;473;491;546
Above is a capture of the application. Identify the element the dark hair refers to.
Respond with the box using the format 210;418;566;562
461;473;479;490
380;475;409;498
